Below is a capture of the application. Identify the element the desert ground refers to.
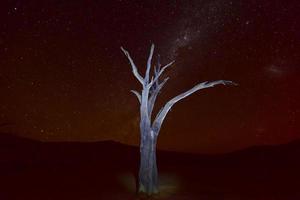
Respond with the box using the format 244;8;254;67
1;133;299;200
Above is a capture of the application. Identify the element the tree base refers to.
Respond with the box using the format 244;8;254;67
138;184;159;196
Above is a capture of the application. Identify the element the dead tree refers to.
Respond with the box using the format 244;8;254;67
121;44;237;195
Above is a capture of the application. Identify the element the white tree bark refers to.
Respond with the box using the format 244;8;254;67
152;80;237;134
121;44;237;195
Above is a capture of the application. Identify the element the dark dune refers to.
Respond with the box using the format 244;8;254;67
0;133;299;200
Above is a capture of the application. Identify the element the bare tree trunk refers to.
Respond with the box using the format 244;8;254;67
138;128;158;195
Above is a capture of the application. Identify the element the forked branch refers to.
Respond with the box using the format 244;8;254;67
149;60;175;88
148;77;169;119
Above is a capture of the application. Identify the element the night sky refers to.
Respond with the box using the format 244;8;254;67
0;0;299;153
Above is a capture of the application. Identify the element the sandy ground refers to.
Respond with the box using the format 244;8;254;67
0;137;300;199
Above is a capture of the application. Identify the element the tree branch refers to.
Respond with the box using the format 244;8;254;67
152;80;237;134
148;60;174;88
121;46;144;84
145;44;154;84
148;77;169;119
154;55;162;88
130;90;141;104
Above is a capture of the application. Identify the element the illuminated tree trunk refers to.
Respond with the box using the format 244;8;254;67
120;44;236;195
139;128;158;194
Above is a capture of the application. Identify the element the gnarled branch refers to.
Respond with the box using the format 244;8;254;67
152;80;237;134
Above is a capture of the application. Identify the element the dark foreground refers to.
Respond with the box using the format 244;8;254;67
0;133;300;200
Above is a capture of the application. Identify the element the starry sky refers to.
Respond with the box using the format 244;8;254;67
0;0;299;153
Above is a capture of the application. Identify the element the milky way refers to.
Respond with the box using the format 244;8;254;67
164;1;237;60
